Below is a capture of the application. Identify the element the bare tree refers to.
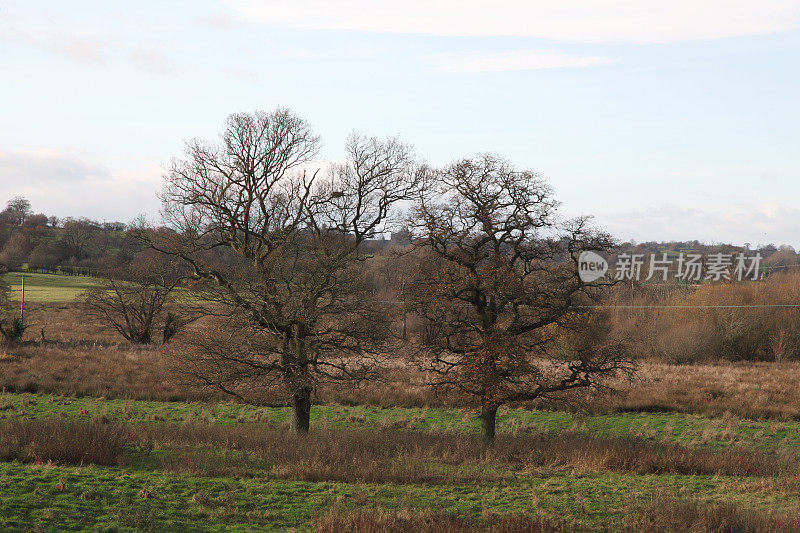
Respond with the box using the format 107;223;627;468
0;196;32;226
147;108;421;432
61;217;101;260
0;233;33;270
82;249;187;344
408;154;631;443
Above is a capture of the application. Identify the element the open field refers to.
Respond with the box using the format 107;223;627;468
2;394;800;531
4;304;800;530
6;459;795;532
4;4;798;530
4;392;800;452
1;272;100;303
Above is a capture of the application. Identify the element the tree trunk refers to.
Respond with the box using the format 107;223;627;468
291;387;311;433
480;404;497;444
284;323;311;433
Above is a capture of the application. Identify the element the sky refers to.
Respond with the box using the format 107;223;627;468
1;1;799;247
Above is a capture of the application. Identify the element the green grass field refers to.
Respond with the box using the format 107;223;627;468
2;393;800;530
1;272;100;303
1;392;800;452
0;462;782;532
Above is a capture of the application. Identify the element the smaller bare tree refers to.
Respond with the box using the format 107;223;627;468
82;249;188;344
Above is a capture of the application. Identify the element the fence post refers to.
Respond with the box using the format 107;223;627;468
20;273;25;321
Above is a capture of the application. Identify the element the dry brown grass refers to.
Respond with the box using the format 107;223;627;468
624;492;800;532
597;361;800;420
0;419;127;465
6;338;800;420
0;419;785;481
108;423;800;480
609;273;800;364
0;343;210;401
8;303;800;420
312;496;800;533
312;508;578;532
22;302;122;344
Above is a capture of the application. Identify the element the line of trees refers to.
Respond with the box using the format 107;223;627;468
2;193;796;281
0;198;132;274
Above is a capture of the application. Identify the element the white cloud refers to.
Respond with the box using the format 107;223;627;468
428;50;615;74
596;202;800;247
2;29;110;65
2;28;175;74
130;48;177;74
58;38;108;64
0;148;108;184
223;0;800;43
0;149;162;222
195;12;242;29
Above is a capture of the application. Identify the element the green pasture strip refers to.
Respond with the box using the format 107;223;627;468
2;392;800;452
0;461;795;532
1;272;101;303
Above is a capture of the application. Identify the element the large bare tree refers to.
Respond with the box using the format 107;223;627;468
149;108;420;432
408;154;631;442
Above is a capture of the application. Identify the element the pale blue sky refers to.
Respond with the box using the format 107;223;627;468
1;1;799;247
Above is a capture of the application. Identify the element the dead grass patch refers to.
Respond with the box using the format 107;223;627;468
624;492;800;532
0;419;127;465
312;507;579;532
141;424;789;481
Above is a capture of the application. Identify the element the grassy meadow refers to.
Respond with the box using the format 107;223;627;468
2;272;101;303
3;393;800;531
2;273;800;531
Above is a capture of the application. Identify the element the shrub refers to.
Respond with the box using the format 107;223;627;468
162;311;183;344
610;273;800;363
0;316;27;346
